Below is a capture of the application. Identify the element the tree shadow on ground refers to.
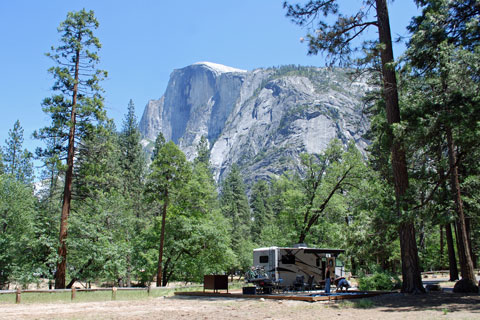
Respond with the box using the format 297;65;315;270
371;291;480;313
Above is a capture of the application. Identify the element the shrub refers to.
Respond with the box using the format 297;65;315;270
358;271;401;291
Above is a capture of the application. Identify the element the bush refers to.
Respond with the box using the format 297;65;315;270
358;271;401;291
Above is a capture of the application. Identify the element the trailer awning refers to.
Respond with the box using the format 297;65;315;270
301;248;345;257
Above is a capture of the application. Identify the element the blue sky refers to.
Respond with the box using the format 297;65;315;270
0;0;419;160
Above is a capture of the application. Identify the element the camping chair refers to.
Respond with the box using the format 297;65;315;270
273;278;285;293
293;275;305;291
305;275;316;291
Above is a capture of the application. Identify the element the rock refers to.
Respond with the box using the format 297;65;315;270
453;279;479;293
139;63;371;184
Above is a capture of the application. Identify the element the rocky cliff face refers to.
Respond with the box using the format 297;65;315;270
139;62;370;183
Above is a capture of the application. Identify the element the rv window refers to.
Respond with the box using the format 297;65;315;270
281;254;295;264
259;255;269;263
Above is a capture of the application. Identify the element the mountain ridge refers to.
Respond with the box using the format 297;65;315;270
139;62;370;183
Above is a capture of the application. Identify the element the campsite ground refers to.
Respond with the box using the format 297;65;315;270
1;278;479;319
1;291;479;319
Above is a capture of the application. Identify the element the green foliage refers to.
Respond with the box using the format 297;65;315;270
120;100;146;197
194;135;211;167
358;271;401;291
139;152;233;286
401;0;480;282
146;140;191;203
268;139;368;246
35;9;108;288
220;164;253;272
0;175;38;288
250;180;274;242
39;9;107;144
3;120;34;183
66;122;131;284
151;133;166;161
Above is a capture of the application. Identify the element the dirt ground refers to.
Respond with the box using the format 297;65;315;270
1;291;479;320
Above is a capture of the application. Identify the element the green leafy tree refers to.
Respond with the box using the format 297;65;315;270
161;160;233;285
145;139;191;286
0;175;37;289
284;0;424;293
33;131;65;289
270;140;366;247
66;121;126;287
38;9;107;288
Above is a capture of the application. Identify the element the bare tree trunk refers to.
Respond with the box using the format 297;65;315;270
446;126;476;285
156;190;168;287
440;225;444;269
375;0;424;293
55;40;80;289
445;222;459;281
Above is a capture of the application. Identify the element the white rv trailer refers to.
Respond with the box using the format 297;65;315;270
253;246;345;288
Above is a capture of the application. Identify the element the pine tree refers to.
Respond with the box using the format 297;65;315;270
220;164;252;273
284;0;424;293
194;136;210;167
152;132;166;161
250;180;273;241
3;120;33;183
119;99;146;286
404;0;479;291
0;151;4;175
38;9;107;289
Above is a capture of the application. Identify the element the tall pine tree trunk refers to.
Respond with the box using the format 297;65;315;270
446;126;476;285
465;217;476;269
440;225;444;269
445;222;459;281
437;147;458;280
375;0;424;293
55;41;80;289
156;190;168;287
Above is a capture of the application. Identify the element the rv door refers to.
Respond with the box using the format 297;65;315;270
268;248;276;280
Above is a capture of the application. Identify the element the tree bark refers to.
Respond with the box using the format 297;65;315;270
440;225;444;269
55;38;80;289
465;217;476;269
445;222;459;281
156;190;169;287
375;0;424;293
437;144;459;281
445;126;476;284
